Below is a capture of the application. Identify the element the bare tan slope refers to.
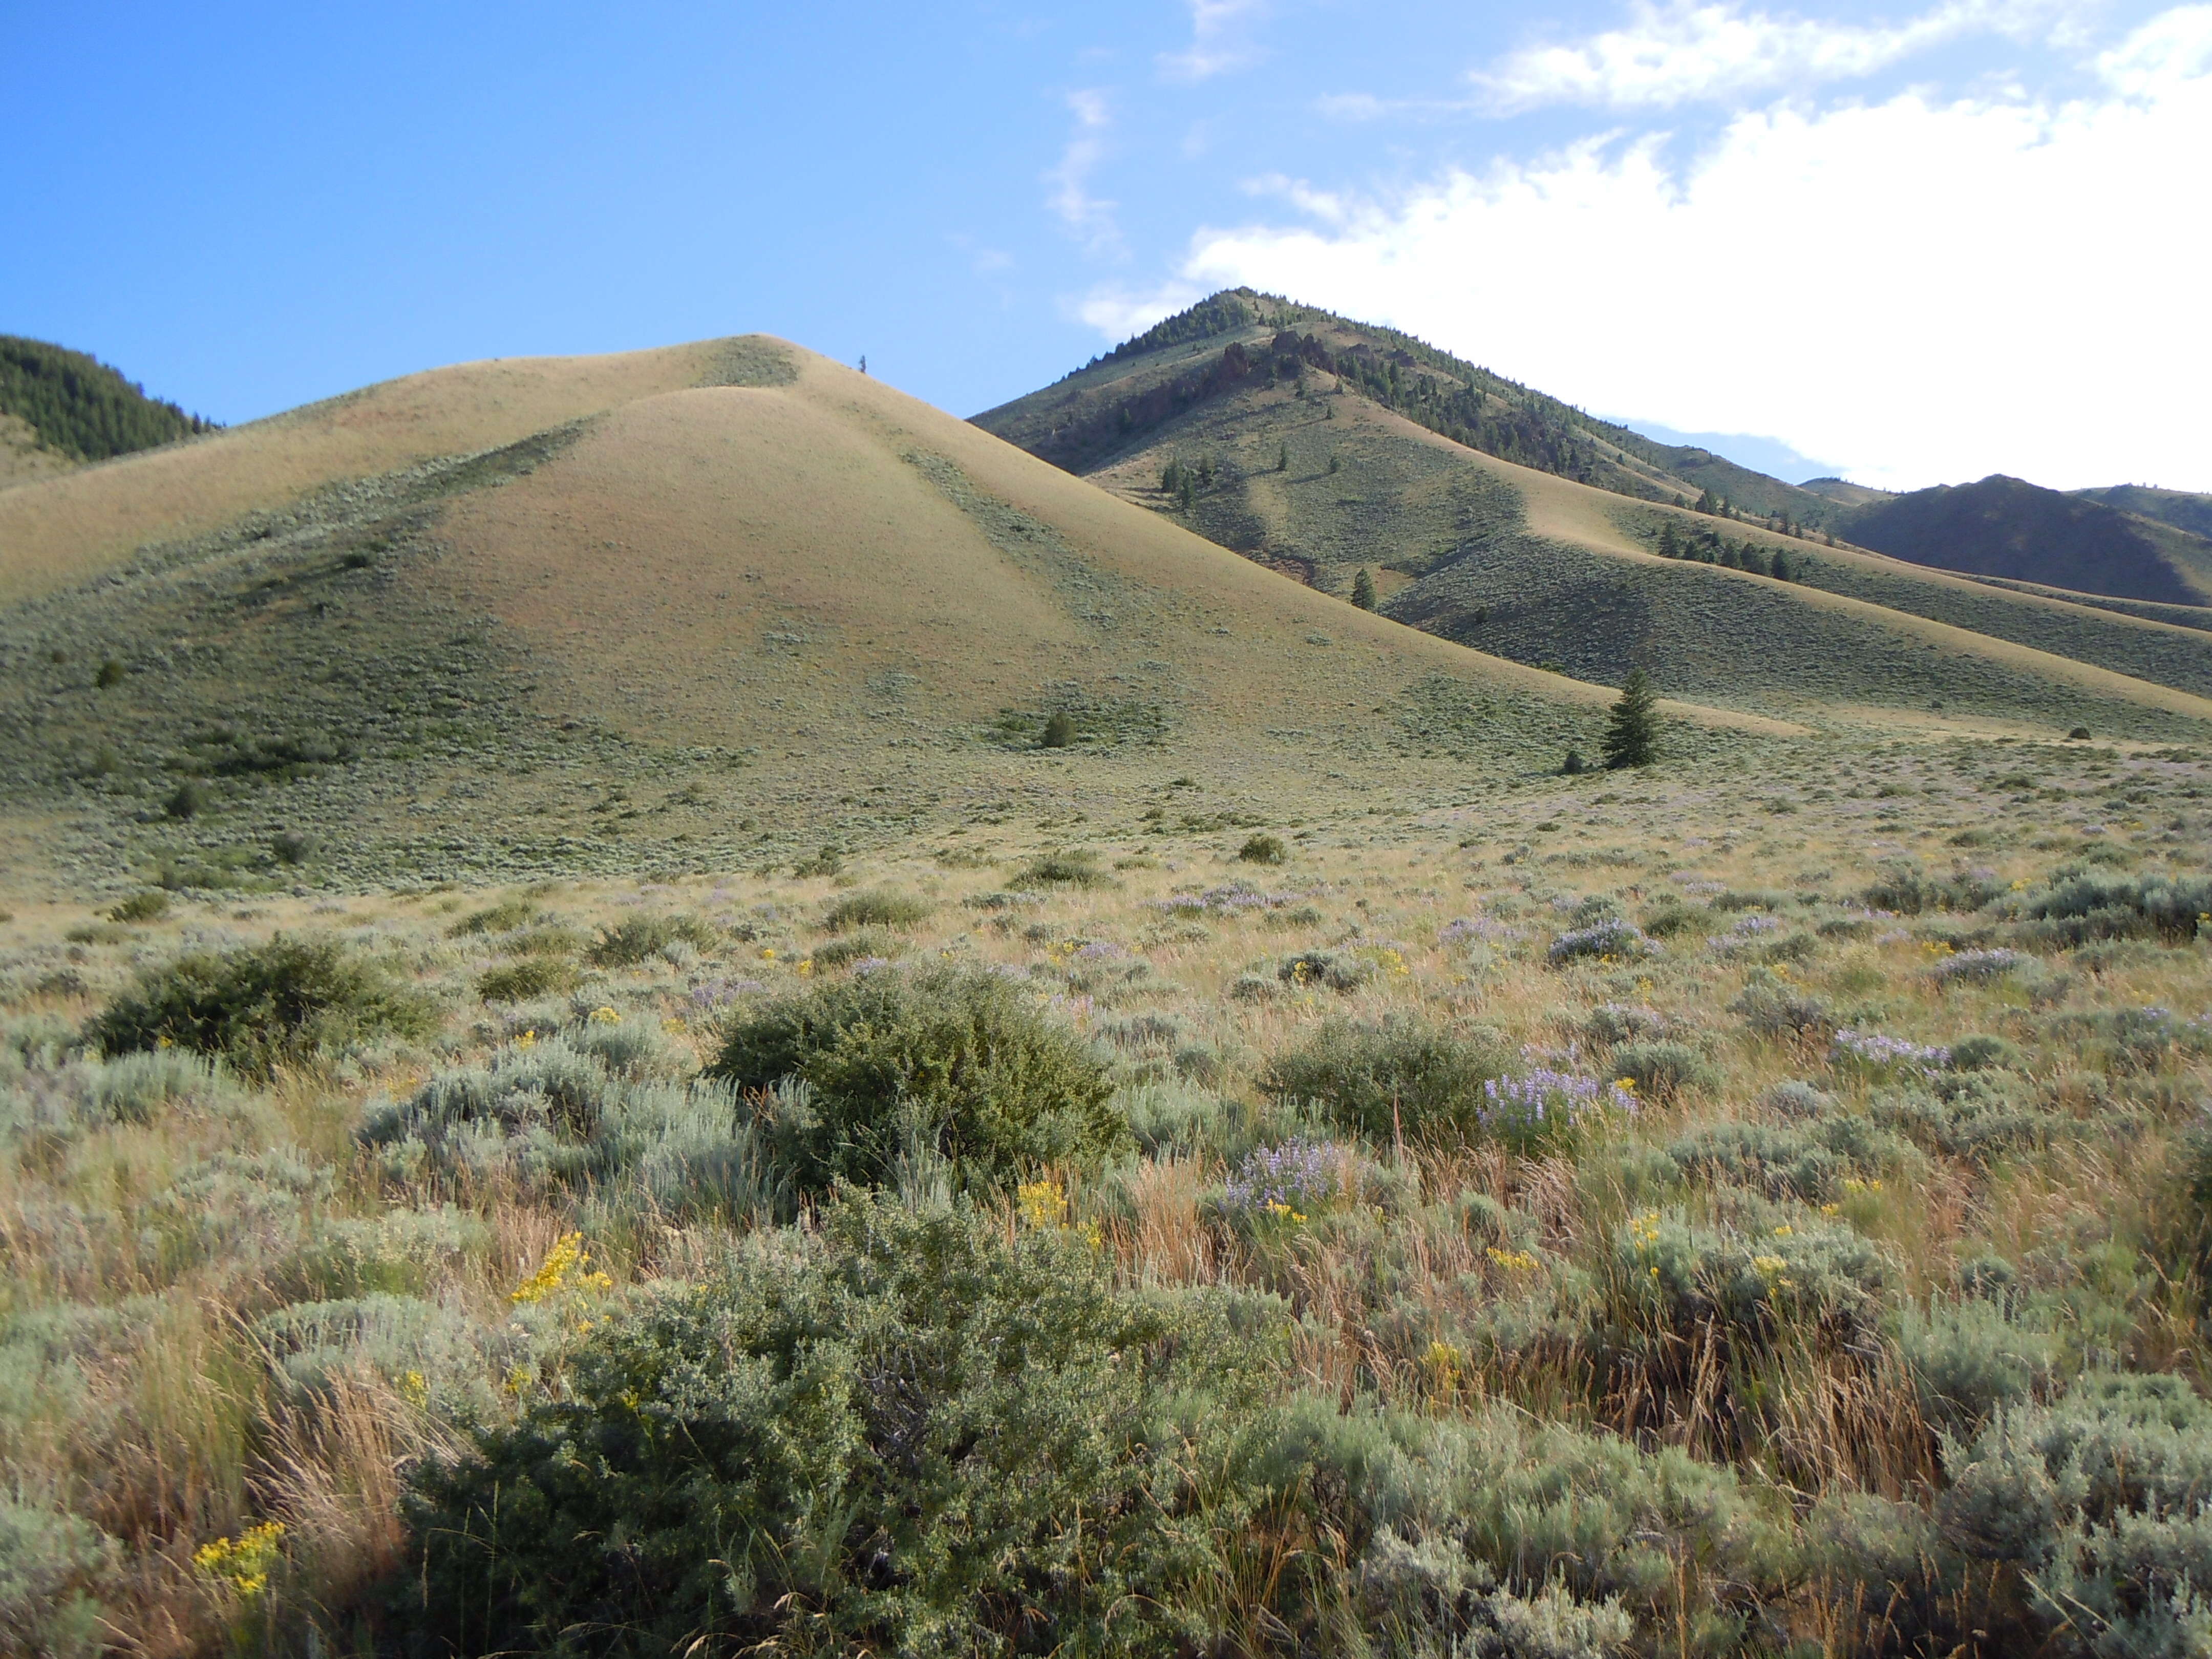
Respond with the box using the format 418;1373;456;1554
0;334;1806;892
0;337;783;602
433;344;1793;754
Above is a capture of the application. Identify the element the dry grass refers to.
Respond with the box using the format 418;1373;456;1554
4;728;2210;1651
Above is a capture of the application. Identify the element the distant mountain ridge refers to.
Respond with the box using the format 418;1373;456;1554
974;289;2212;733
1843;475;2212;606
0;335;218;487
988;289;2212;614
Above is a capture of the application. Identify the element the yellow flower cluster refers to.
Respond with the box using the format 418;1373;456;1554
1486;1246;1539;1272
588;1005;621;1024
1016;1178;1068;1230
1424;1339;1463;1390
1264;1200;1309;1223
509;1232;612;1306
194;1520;286;1599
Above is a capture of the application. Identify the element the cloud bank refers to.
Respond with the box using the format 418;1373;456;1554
1124;4;2212;491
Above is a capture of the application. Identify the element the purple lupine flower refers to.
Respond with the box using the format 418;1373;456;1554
1831;1028;1951;1071
1480;1069;1639;1137
1547;918;1655;964
1222;1138;1348;1217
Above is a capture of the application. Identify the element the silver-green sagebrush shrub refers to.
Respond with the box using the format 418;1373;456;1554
360;1034;779;1221
705;963;1124;1193
1940;1372;2212;1656
0;1493;116;1659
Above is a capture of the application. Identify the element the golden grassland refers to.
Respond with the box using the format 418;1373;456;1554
6;728;2212;1652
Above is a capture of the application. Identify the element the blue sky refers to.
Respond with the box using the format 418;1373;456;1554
6;1;2206;490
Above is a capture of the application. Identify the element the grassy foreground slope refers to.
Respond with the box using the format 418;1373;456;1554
979;305;2212;734
11;723;2212;1656
0;336;1787;901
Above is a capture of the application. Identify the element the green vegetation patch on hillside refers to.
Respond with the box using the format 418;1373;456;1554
1392;527;2211;739
0;335;217;463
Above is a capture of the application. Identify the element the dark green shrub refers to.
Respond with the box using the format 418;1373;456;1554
586;913;717;967
1862;859;2003;916
812;929;901;969
271;829;321;866
1640;900;1709;938
1947;1033;2026;1072
446;897;540;937
105;890;169;924
498;923;584;959
1610;1040;1720;1099
1277;949;1375;993
1239;832;1288;864
87;936;436;1079
791;844;844;878
1013;849;1112;889
1712;888;1789;912
399;1193;1260;1658
163;780;206;819
1729;966;1832;1037
706;965;1123;1192
1261;1016;1506;1142
1040;709;1076;747
478;960;581;1002
822;887;932;932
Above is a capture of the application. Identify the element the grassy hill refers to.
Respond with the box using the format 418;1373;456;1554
2077;482;2212;542
978;297;2212;735
996;288;1848;534
0;335;216;487
0;336;1797;899
1841;475;2212;606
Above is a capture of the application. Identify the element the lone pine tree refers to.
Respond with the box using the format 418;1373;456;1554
1601;669;1658;769
1350;567;1377;610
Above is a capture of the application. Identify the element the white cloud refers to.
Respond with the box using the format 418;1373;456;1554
1152;6;2212;492
1476;0;2059;111
1045;90;1122;258
1160;0;1268;83
1071;281;1206;340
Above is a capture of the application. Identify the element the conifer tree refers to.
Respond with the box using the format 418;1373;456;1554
1601;669;1658;769
1657;521;1679;558
1350;567;1377;610
1277;442;1288;471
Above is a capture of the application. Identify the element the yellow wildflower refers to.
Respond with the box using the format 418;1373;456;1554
510;1232;612;1306
1016;1179;1068;1230
194;1521;286;1600
588;1005;621;1024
